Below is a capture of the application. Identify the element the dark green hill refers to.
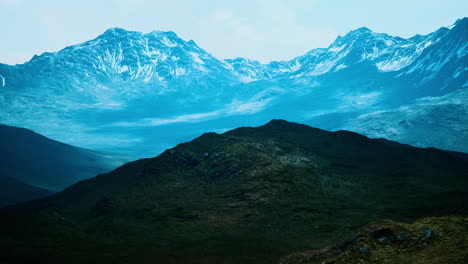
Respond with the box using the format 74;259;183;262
0;124;126;191
0;176;52;208
1;120;467;264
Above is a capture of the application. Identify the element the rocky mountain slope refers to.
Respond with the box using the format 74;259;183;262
1;120;466;264
282;216;467;264
341;89;468;152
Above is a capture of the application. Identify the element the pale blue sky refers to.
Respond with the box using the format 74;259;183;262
1;0;467;64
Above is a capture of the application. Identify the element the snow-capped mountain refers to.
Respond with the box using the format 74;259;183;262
289;27;438;76
227;18;467;84
0;28;239;107
396;18;468;96
0;18;466;157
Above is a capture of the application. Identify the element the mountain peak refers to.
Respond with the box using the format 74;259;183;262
147;30;179;39
456;16;467;24
349;26;374;34
453;16;468;28
356;26;373;32
102;27;131;36
248;119;324;134
100;28;183;40
264;119;295;127
339;26;378;41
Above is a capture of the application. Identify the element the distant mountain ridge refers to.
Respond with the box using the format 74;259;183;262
2;19;464;85
225;25;444;80
225;18;466;84
0;124;126;191
0;18;466;157
0;176;52;208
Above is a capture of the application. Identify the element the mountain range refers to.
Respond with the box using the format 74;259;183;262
0;18;466;158
1;120;466;264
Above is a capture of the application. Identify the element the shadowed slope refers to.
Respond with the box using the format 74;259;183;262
0;176;52;208
0;124;125;190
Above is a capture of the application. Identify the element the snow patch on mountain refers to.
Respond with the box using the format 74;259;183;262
376;56;414;72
